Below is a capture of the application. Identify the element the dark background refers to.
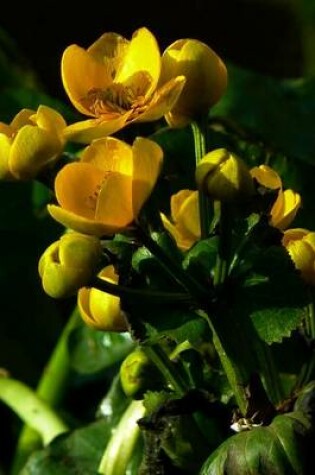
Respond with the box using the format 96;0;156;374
0;0;311;102
1;0;315;473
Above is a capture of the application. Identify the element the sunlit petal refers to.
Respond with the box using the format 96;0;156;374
136;76;186;122
115;27;161;96
131;137;163;216
96;173;134;227
62;45;113;116
81;136;133;175
54;162;105;219
64;113;131;143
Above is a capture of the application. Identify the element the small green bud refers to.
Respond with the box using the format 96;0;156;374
38;232;102;298
195;148;255;202
120;349;162;399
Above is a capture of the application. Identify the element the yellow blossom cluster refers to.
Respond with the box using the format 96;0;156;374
1;25;312;334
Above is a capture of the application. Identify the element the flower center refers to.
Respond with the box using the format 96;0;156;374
82;72;152;119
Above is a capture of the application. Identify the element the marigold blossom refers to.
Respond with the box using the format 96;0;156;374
48;136;163;236
61;27;186;143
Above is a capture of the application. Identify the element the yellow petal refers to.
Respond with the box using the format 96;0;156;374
161;212;195;251
81;136;133;175
271;189;301;230
54;162;105;219
131;137;163;216
250;165;282;190
282;228;309;247
136;76;186;122
62;45;113;116
96;173;134;227
0;134;14;180
47;204;121;236
115;27;161;97
10;125;60;180
11;109;34;129
170;189;195;221
176;191;200;239
88;32;129;64
63;114;131;143
33;105;67;136
162;39;227;123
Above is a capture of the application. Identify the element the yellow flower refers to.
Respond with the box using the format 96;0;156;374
195;148;255;202
250;165;301;230
61;27;186;143
48;136;163;236
161;38;227;127
282;228;315;285
161;189;200;251
78;265;127;332
38;232;102;298
0;105;66;180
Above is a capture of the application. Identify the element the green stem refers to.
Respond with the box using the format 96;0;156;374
143;344;189;396
90;276;192;303
213;201;230;286
98;400;145;475
0;376;68;446
136;226;209;304
191;118;212;239
254;342;284;405
11;307;81;475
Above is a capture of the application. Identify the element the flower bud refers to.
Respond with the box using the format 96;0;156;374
77;265;127;332
120;348;161;399
161;38;227;127
0;105;66;181
195;148;254;202
38;232;102;298
282;228;315;285
160;189;200;251
250;165;301;230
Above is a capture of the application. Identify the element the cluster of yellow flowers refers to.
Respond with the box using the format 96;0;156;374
0;27;313;331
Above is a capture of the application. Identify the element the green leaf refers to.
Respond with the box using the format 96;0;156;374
211;64;315;166
20;418;110;475
200;411;313;475
233;246;309;344
183;237;218;282
68;327;134;375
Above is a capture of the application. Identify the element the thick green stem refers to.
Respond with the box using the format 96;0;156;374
143;344;189;396
0;376;68;446
136;226;209;304
91;276;192;303
191;118;212;239
11;307;81;475
98;400;145;475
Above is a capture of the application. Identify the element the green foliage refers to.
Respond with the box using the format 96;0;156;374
200;411;314;475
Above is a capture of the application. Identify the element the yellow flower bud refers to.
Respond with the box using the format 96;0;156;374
282;228;315;285
160;189;200;251
250;165;301;230
77;266;127;332
195;148;254;202
0;105;66;181
38;232;102;298
120;348;161;399
161;38;227;127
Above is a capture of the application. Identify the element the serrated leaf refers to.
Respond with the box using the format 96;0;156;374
234;246;309;344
